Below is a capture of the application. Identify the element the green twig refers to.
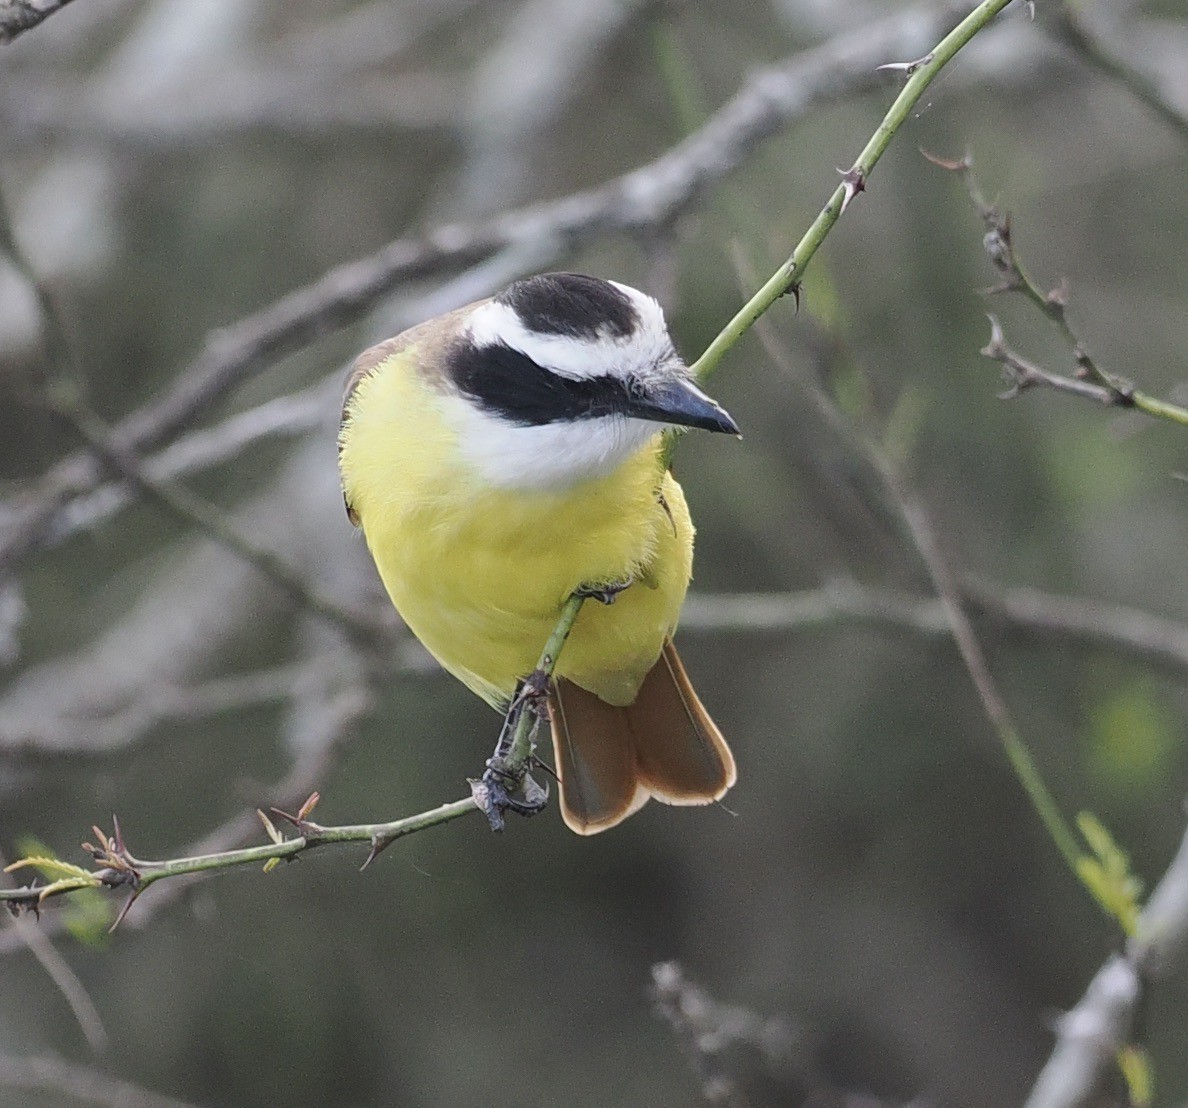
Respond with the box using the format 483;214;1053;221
1;799;480;919
1;592;587;917
690;0;1017;383
504;593;586;772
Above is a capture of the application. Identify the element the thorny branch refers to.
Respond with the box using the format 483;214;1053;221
927;151;1188;426
1;594;586;922
0;668;372;956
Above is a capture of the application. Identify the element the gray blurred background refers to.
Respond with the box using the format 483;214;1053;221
1;1;1187;1105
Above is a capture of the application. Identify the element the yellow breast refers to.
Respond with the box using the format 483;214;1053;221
338;345;695;709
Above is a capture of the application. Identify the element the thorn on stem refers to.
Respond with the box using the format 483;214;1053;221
1047;279;1070;308
110;890;140;932
837;167;866;214
361;834;394;871
875;51;934;77
269;804;321;836
981;314;1006;360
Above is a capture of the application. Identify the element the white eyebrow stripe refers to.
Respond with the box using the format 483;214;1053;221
464;288;675;381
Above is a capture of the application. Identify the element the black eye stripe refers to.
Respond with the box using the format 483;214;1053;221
448;341;631;426
495;273;638;340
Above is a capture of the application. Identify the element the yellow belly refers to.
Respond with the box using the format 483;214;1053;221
339;350;694;709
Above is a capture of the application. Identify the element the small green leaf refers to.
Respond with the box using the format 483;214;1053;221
258;809;283;846
5;855;98;883
1075;812;1143;936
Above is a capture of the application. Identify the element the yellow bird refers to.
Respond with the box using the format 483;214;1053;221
338;273;737;834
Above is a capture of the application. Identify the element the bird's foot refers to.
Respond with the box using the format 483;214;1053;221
469;671;553;831
575;578;632;605
469;760;549;832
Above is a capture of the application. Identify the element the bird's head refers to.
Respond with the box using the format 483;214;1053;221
438;272;739;490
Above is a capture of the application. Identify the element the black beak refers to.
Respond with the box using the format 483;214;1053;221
624;377;740;435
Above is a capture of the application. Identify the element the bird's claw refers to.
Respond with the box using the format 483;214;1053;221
469;762;549;832
575;579;632;605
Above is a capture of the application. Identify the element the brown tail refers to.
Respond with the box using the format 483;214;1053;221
548;640;736;835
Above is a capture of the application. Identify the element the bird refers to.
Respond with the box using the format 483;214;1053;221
337;272;738;834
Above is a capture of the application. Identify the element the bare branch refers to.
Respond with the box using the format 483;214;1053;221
0;664;303;758
0;0;78;45
680;581;1188;679
981;315;1130;407
1025;821;1188;1108
928;154;1188;426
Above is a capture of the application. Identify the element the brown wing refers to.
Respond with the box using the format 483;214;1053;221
548;639;735;835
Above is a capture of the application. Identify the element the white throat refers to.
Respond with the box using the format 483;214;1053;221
441;396;665;490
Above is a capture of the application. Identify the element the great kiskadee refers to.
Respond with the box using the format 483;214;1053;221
337;272;738;834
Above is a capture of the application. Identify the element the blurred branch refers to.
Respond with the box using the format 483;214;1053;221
0;0;77;45
879;452;1088;874
46;378;334;546
751;265;1105;912
2;909;106;1050
4;0;482;142
0;177;390;650
0;1053;203;1108
0;0;994;579
928;151;1188;427
650;961;795;1107
681;580;1188;678
1050;3;1188;141
1025;819;1188;1108
7;576;1182;759
50;394;390;646
650;961;908;1107
0;664;303;758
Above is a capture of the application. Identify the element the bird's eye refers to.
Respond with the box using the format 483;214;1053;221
624;374;648;400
